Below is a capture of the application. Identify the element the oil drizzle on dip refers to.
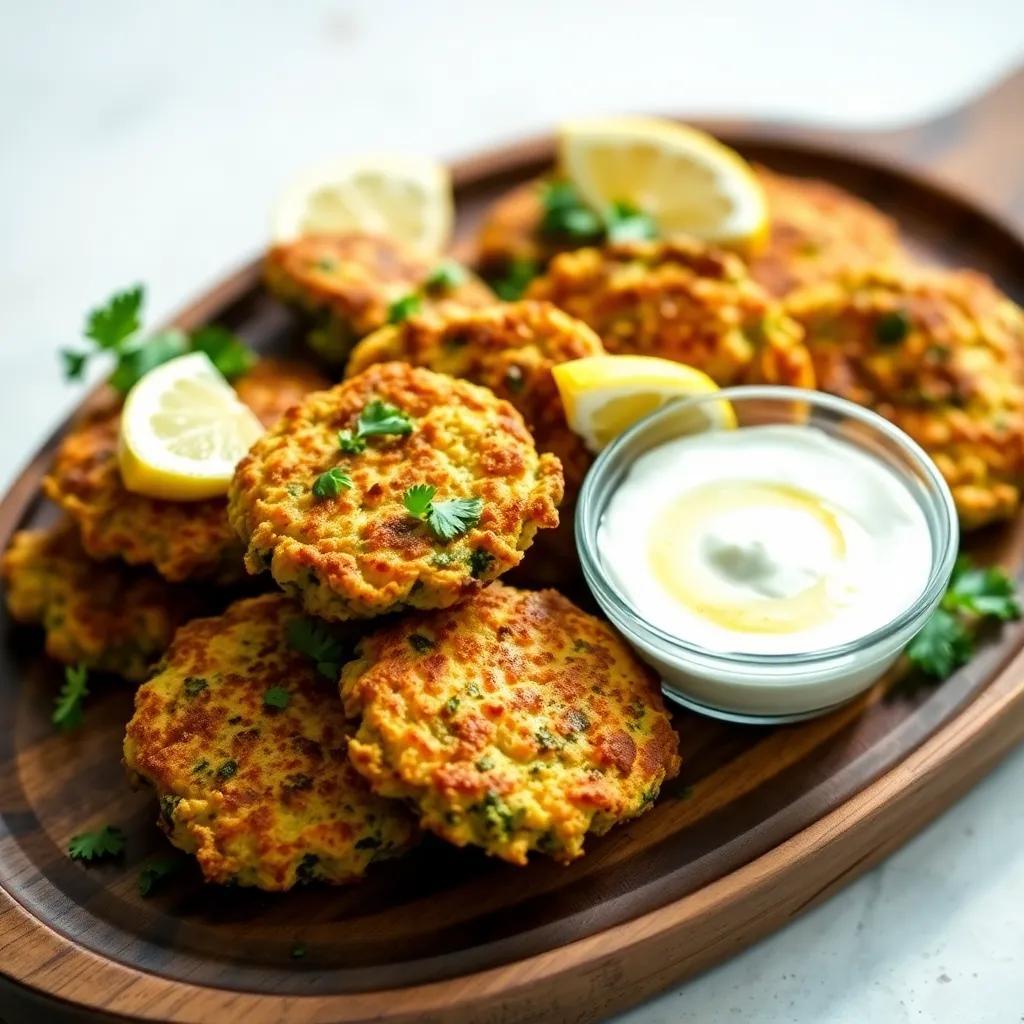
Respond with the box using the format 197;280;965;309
599;424;932;655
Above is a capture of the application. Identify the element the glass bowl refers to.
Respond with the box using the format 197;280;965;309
576;386;959;724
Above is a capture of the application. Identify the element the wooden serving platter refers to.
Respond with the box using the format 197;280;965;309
2;69;1024;1024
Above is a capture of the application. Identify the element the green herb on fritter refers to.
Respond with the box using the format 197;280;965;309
312;467;353;499
387;292;423;324
403;484;483;541
491;258;539;300
338;399;414;453
68;825;126;862
287;617;348;679
53;663;89;731
604;200;658;242
875;310;910;346
424;261;467;293
264;686;291;709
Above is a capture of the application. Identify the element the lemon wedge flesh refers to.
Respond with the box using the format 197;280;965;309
552;355;735;453
559;117;767;250
118;352;264;501
271;153;453;255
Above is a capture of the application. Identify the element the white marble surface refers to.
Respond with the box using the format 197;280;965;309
1;2;1023;1021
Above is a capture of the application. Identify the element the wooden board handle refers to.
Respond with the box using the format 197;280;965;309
861;64;1024;229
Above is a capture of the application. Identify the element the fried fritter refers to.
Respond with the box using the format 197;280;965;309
750;166;902;298
229;362;563;620
265;232;496;363
341;582;681;865
526;239;815;388
2;520;204;681
123;593;418;889
785;266;1024;529
347;302;602;585
43;359;330;582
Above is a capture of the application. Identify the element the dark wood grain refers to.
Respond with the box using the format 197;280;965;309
1;67;1023;1023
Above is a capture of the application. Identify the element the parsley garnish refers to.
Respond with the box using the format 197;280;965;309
216;759;238;780
264;686;290;709
53;663;89;731
312;467;353;499
875;310;910;346
424;261;467;292
287;617;348;679
138;856;183;897
605;200;658;242
491;258;538;301
907;556;1020;680
408;633;435;653
339;399;414;453
402;485;483;541
540;182;603;241
68;825;126;862
387;292;422;324
61;284;255;391
469;548;495;579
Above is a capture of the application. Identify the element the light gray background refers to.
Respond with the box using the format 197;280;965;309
1;3;1023;1022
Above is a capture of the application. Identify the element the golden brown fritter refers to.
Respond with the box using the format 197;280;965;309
347;302;602;585
2;520;204;681
785;266;1024;529
265;232;496;363
43;359;330;582
474;178;572;278
124;594;417;889
750;166;902;298
341;582;681;865
526;239;815;388
229;362;563;620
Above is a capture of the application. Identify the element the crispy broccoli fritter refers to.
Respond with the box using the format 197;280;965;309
2;519;204;680
526;239;815;388
265;232;495;363
43;359;329;581
124;593;418;889
229;362;563;620
785;266;1024;529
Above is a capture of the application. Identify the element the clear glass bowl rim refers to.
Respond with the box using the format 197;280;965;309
575;385;959;667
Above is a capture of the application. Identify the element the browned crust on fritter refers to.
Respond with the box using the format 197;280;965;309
229;362;563;620
2;519;205;680
123;593;418;889
750;166;903;298
786;265;1024;529
43;359;329;582
340;582;681;865
526;238;815;388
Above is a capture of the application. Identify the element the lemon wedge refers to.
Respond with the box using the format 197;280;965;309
118;352;264;501
271;153;453;255
552;355;735;453
559;117;767;250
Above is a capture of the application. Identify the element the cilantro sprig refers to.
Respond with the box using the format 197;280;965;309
62;284;254;392
338;399;414;453
491;258;539;301
264;686;291;709
907;556;1020;680
138;856;183;896
287;618;349;679
312;467;352;499
68;825;126;862
53;663;89;731
539;181;657;244
403;484;483;541
387;292;423;325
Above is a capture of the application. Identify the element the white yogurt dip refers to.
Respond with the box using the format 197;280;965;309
599;424;933;657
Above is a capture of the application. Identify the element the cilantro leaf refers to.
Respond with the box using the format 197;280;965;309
287;617;348;679
191;325;255;380
68;825;126;862
907;609;973;679
85;284;144;350
61;349;90;381
491;258;538;301
539;181;603;241
264;686;290;709
943;558;1021;621
312;467;353;499
387;292;422;324
424;261;467;292
403;483;437;519
428;497;483;541
107;329;190;393
138;856;183;896
875;310;910;346
53;663;89;731
605;200;658;242
340;400;413;454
